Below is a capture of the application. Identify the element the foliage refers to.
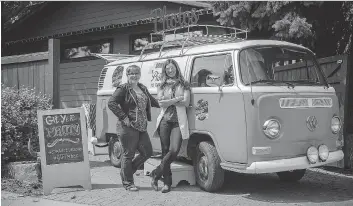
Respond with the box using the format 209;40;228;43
1;85;53;163
211;1;353;57
1;1;45;31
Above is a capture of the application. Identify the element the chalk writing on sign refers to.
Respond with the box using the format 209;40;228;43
43;113;84;165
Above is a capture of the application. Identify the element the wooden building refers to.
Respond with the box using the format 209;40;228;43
2;1;214;108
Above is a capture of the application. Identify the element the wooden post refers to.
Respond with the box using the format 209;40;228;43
48;39;60;109
343;54;352;169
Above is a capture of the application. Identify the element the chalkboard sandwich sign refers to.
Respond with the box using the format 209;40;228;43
37;108;91;195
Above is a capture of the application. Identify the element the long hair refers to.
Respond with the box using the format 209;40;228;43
159;59;189;90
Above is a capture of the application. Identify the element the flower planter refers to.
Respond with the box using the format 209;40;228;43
4;161;41;183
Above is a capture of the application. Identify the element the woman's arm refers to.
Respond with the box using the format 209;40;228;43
174;89;191;107
157;86;182;108
158;96;183;108
108;87;128;121
147;90;160;108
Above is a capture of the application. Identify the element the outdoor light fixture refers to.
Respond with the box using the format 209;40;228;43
331;116;341;134
318;144;329;161
307;146;319;164
263;119;281;139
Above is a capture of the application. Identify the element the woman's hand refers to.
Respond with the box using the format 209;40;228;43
174;90;190;107
175;96;184;102
122;117;131;127
158;96;183;108
158;95;167;101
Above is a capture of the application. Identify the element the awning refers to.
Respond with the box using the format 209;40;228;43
89;53;136;63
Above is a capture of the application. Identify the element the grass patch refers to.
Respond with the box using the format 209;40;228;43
1;178;43;197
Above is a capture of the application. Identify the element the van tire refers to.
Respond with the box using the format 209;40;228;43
277;169;306;182
194;141;224;192
109;138;122;168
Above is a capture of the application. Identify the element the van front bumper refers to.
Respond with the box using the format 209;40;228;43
221;150;344;174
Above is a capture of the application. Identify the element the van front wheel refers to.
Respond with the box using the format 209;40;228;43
109;138;122;168
277;169;306;182
194;141;224;192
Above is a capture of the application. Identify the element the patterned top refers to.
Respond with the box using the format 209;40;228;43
131;91;148;132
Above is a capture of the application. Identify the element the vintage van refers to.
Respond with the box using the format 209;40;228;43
93;25;344;192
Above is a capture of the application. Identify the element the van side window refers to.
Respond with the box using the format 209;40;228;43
190;54;234;87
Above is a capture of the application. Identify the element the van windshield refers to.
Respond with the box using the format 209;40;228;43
239;46;327;86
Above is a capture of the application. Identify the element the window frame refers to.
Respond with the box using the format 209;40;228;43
60;38;113;63
237;45;328;87
189;51;235;88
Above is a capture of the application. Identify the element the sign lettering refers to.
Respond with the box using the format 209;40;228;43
42;113;84;165
151;6;199;32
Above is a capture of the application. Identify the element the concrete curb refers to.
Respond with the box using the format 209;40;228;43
1;191;91;206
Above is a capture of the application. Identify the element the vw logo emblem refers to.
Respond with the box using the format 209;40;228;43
306;116;318;131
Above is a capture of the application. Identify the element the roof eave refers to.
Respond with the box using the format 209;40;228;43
167;1;212;9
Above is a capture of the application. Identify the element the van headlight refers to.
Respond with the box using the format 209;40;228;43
307;146;319;164
318;144;329;161
263;119;281;139
331;116;341;134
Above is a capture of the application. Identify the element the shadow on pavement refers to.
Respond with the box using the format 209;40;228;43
217;170;353;204
89;160;111;168
92;183;155;191
92;183;121;189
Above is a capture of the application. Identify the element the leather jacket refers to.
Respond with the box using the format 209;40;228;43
108;83;159;122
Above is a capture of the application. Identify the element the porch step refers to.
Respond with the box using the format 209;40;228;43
144;158;196;187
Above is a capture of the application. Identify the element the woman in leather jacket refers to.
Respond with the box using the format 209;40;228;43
108;65;159;191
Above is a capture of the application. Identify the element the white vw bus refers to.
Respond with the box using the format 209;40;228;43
94;25;344;192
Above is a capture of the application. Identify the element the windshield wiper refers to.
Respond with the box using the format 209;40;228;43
277;81;295;88
245;79;276;86
246;79;295;88
286;80;320;85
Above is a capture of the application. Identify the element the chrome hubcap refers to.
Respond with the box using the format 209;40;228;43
198;155;208;181
112;142;121;160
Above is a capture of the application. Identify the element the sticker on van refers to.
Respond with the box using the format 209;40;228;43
149;61;164;88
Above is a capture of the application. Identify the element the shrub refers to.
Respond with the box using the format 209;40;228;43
1;85;53;164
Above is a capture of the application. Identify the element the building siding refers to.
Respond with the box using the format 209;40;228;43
16;1;200;39
59;59;106;108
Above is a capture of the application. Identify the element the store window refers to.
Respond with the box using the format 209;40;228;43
61;39;113;62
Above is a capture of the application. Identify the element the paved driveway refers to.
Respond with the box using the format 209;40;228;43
40;155;353;206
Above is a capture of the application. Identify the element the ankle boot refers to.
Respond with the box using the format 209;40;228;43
150;169;159;191
161;184;171;193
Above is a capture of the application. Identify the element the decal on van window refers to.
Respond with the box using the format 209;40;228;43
112;66;124;87
150;62;163;88
195;99;208;121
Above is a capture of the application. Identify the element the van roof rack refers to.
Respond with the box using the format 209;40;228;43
90;53;137;63
139;24;248;61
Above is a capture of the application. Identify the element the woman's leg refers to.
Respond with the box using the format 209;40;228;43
154;117;172;180
161;123;182;187
119;125;139;189
131;131;153;174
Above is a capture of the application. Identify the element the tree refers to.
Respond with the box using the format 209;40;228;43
211;1;352;57
1;1;45;32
